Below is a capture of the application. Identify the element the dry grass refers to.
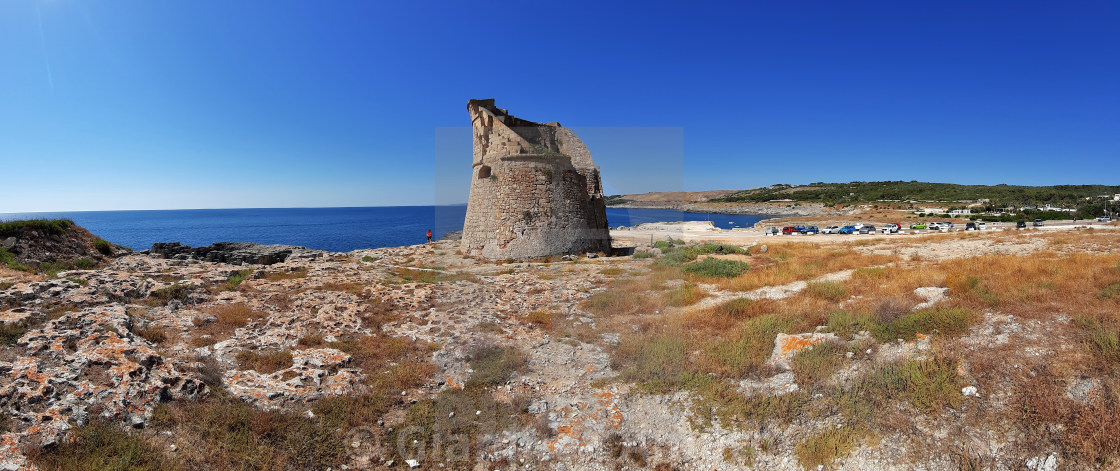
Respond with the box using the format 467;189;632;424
145;283;198;306
1015;366;1120;465
296;333;325;348
329;334;436;394
29;419;178;471
718;243;896;292
261;268;309;280
316;281;367;295
149;393;343;470
191;303;266;347
389;268;477;284
1;322;27;345
236;349;293;374
133;324;169;345
805;281;848;301
523;310;554;330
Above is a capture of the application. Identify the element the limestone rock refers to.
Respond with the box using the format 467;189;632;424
912;286;949;310
1025;453;1059;471
461;99;610;260
150;241;319;265
0;305;206;448
767;332;838;370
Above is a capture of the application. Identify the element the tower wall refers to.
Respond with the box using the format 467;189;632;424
461;100;611;260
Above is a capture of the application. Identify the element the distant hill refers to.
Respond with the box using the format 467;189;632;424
712;181;1120;208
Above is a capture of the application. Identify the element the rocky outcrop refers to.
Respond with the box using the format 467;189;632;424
0;305;206;449
0;220;121;265
461;99;611;260
150;241;321;265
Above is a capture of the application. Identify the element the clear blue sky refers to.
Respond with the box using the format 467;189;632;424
1;1;1117;212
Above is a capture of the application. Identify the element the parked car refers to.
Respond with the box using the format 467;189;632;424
859;225;876;234
1016;221;1027;229
880;223;900;234
838;225;857;234
910;222;927;229
927;222;942;231
1097;216;1112;222
767;226;780;235
941;222;955;230
802;226;819;234
822;225;841;234
977;222;987;230
965;222;978;231
1033;219;1044;227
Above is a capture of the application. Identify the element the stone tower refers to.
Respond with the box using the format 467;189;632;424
461;99;611;260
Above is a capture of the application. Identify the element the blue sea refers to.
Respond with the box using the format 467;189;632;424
0;206;769;253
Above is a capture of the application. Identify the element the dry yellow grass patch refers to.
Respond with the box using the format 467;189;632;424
191;303;267;347
717;243;896;292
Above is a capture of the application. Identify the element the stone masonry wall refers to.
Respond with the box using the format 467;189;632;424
462;99;610;260
462;154;610;259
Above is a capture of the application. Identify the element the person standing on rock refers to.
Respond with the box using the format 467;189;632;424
426;229;432;243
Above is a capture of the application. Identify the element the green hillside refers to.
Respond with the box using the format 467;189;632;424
714;181;1119;207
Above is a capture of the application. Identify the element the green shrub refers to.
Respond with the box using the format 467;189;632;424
854;267;887;279
146;284;196;305
31;419;176;471
148;394;343;470
618;334;687;392
707;314;807;377
806;281;848;301
684;373;812;428
789;339;846;388
0;218;74;237
93;239;113;256
632;251;655;259
871;356;963;413
38;261;73;277
1075;316;1120;363
1099;283;1120;299
682;257;749;278
654;243;746;268
0;247;31;272
1;322;26;345
663;283;706;307
873;307;975;342
827;310;876;338
719;298;754;319
466;346;527;388
795;427;858;470
226;269;252;288
74;258;96;270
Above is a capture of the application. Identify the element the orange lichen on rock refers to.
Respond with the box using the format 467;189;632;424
768;332;838;369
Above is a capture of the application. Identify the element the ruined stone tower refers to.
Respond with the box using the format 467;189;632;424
461;99;611;260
